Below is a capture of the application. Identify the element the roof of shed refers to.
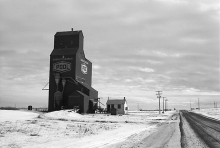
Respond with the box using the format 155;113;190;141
77;80;97;93
106;99;126;104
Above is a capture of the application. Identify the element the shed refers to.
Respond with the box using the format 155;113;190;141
106;97;128;114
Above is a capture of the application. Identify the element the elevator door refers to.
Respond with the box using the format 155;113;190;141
68;95;83;113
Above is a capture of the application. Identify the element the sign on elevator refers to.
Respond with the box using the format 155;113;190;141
53;61;71;73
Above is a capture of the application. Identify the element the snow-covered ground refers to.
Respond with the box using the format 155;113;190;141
0;109;176;148
192;108;220;120
0;110;39;122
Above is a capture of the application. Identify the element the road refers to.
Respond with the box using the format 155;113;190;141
106;112;181;148
180;110;220;148
107;111;220;148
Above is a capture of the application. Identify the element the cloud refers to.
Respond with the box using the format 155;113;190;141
128;67;155;73
0;0;219;109
140;68;155;73
93;65;101;69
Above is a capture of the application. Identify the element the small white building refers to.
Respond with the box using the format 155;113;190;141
106;97;128;114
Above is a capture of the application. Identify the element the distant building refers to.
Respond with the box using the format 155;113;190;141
106;97;128;114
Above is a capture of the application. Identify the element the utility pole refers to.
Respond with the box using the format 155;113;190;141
156;91;162;114
162;97;166;113
198;98;200;110
214;101;218;108
165;99;168;111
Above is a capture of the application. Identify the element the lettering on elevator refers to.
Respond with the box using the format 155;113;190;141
53;61;71;73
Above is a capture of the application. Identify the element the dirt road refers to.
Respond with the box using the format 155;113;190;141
107;112;181;148
108;110;220;148
180;111;220;148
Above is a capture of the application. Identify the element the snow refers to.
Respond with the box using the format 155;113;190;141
0;110;39;122
45;110;82;119
23;123;155;148
192;108;220;120
0;109;176;148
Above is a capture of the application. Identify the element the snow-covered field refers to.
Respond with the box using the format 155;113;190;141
0;109;176;148
192;108;220;120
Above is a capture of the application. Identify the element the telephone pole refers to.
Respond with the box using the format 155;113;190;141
162;97;166;113
165;99;168;111
198;98;200;110
214;101;218;108
156;91;162;114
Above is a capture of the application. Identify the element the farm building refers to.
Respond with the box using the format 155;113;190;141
106;97;128;114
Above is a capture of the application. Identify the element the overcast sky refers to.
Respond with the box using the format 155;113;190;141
0;0;219;110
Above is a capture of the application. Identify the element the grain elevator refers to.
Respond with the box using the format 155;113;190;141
48;29;98;113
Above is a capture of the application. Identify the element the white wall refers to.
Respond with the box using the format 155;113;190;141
109;102;128;114
124;101;128;114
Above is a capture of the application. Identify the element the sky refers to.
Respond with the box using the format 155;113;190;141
0;0;219;110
